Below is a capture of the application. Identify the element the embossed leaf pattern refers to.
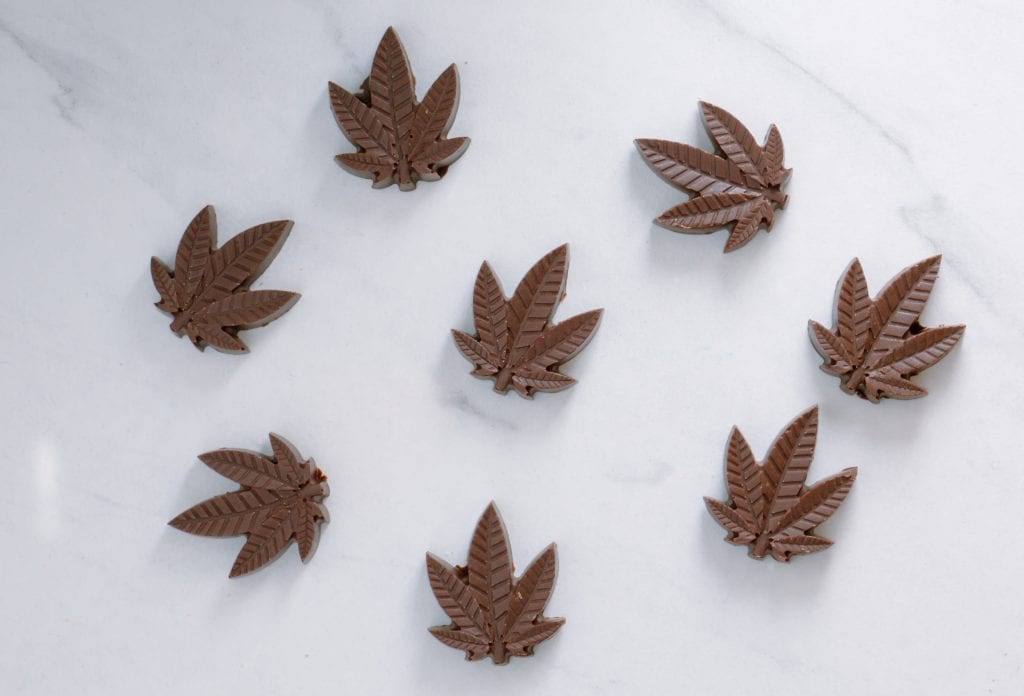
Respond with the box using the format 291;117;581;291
151;206;300;353
704;407;857;562
329;27;470;191
635;101;791;252
426;503;564;664
451;244;603;398
169;434;329;578
808;256;965;402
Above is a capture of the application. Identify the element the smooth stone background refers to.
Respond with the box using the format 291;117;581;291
1;1;1021;693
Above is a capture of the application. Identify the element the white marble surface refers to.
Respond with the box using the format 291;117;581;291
2;1;1023;693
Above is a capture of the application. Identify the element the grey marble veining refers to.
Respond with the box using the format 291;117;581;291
1;1;1022;694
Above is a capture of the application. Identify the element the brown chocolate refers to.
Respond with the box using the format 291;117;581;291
151;205;300;354
451;244;603;398
704;406;857;561
169;434;329;578
808;256;965;402
426;502;564;664
635;101;790;252
328;26;470;191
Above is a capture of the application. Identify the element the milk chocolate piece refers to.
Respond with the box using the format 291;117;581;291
808;256;965;402
150;205;300;353
704;406;857;561
451;244;603;398
426;502;564;664
635;101;791;252
169;434;329;578
328;27;470;191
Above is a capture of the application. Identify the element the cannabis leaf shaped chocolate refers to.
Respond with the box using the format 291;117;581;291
451;244;603;398
150;205;300;353
635;101;791;252
169;434;329;578
328;26;470;191
426;502;564;664
704;406;857;562
808;256;966;402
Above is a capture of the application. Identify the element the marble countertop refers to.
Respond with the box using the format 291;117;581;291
2;1;1023;693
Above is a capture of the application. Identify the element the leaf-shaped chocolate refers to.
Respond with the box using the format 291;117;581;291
328;27;469;191
769;535;832;559
505;620;565;657
230;506;295;578
809;256;965;402
169;434;329;578
472;261;509;360
725;427;764;531
635;101;790;252
701;101;766;188
174;206;214;303
369;26;416;150
201;221;292;302
150;256;178;312
704;406;857;561
835;258;873;358
633;140;749;196
198;448;295;491
503;545;558;642
169;488;288;538
426;502;564;664
774;471;857;538
468;502;513;636
451;244;603;398
426;554;489;645
761;407;818;534
151;205;300;354
269;432;312;486
760;125;791;186
704;496;757;543
197;290;298;329
657;193;762;233
519;310;603;370
511;368;576;398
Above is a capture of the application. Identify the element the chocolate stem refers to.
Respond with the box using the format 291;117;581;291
752;533;771;559
398;158;413;189
170;313;190;332
844;367;866;394
494;367;513;393
765;188;788;207
491;639;507;665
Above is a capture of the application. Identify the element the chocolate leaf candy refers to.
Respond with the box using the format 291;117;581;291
328;26;470;191
426;502;564;664
150;205;300;353
635;101;791;252
451;244;603;398
704;406;857;562
808;256;965;402
169;434;329;578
